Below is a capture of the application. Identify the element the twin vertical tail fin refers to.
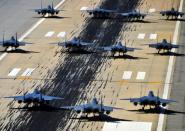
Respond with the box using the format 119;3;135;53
2;31;4;44
15;32;18;45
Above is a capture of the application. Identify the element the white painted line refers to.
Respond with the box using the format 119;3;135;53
57;32;66;38
157;0;184;130
0;0;66;62
149;34;157;40
8;68;21;77
122;71;132;80
102;121;152;131
136;72;146;80
0;53;7;61
45;31;55;37
137;33;145;39
80;7;88;11
149;8;156;13
21;68;35;76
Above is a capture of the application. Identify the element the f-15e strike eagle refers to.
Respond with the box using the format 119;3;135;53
61;97;124;117
58;37;94;51
4;89;63;106
0;33;31;51
160;7;184;19
99;42;140;56
145;39;179;53
121;91;177;110
81;7;147;20
34;2;60;16
119;9;147;20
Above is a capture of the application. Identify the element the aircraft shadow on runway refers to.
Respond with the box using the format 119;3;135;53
10;105;62;112
91;17;156;23
146;52;185;56
127;107;185;115
0;49;39;54
70;114;132;122
104;54;148;60
33;16;71;19
161;18;185;22
61;49;96;55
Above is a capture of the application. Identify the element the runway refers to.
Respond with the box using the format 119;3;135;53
0;0;180;131
0;0;61;49
165;0;185;130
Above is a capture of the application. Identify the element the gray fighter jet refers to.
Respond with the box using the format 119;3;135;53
99;41;140;56
160;7;184;19
4;89;63;106
121;91;176;110
61;97;123;117
145;39;179;53
0;33;31;51
119;10;147;20
58;37;94;51
81;7;117;18
34;2;60;16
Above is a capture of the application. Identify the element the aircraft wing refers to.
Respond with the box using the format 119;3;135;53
146;43;158;48
4;95;24;101
120;98;141;103
159;98;177;104
0;41;4;45
58;42;66;46
118;12;130;17
103;105;125;111
127;47;141;52
99;47;112;51
42;95;63;101
80;42;94;46
61;105;84;111
34;9;42;13
171;44;179;48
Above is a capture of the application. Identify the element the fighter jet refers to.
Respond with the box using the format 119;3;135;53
121;91;177;110
4;89;63;106
119;9;147;20
160;7;184;19
81;7;117;18
34;2;60;16
99;41;140;56
58;37;94;51
61;97;123;117
0;33;31;51
145;39;179;53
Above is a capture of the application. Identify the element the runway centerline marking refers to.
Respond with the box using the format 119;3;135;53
157;0;184;130
57;32;66;37
149;34;157;40
45;31;55;37
136;72;146;80
21;68;35;77
137;33;145;39
122;71;132;80
8;68;21;77
0;0;66;62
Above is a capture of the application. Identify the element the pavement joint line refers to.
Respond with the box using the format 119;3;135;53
0;0;66;62
157;0;184;130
